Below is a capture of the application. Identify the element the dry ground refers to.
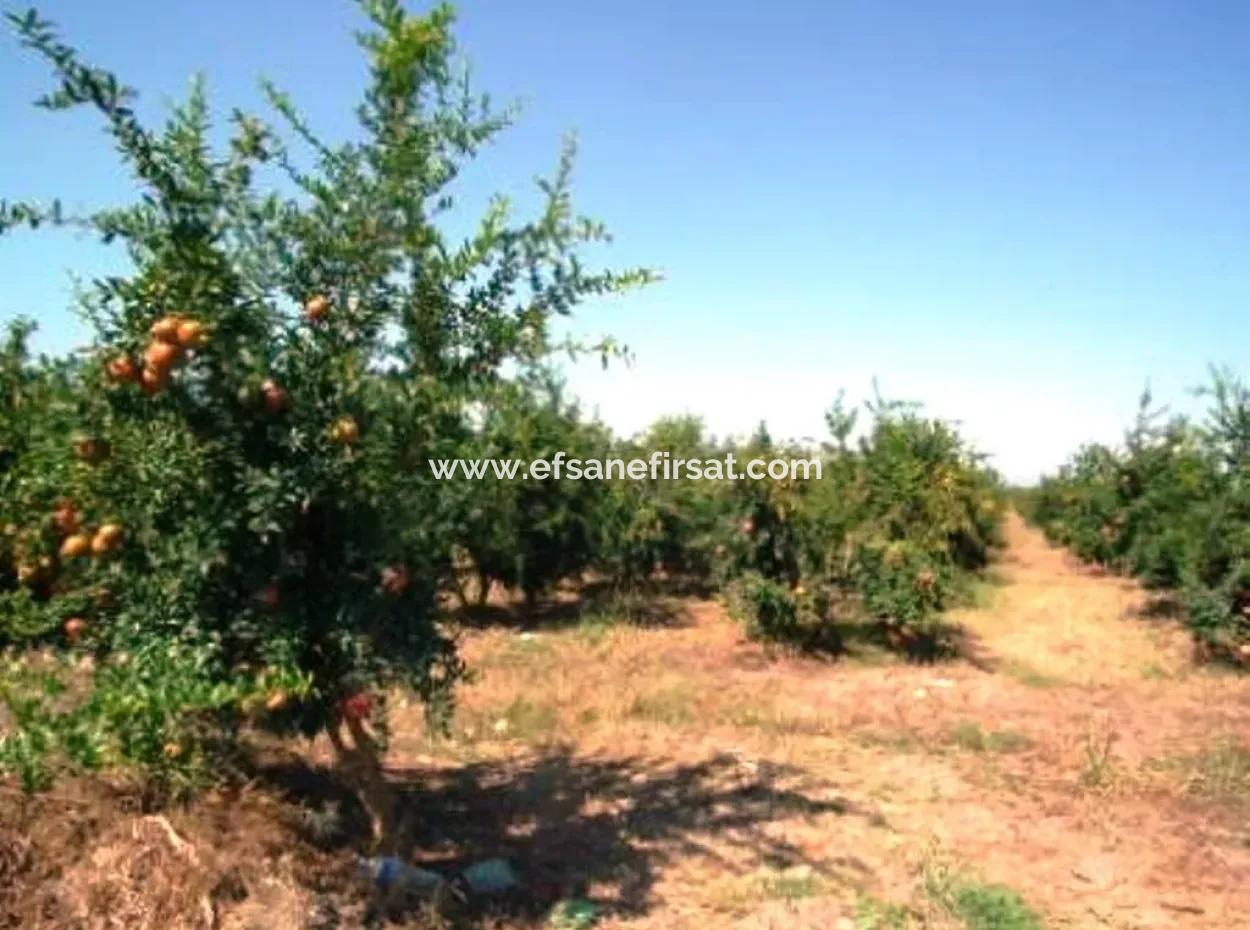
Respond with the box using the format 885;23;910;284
4;514;1250;929
379;513;1250;928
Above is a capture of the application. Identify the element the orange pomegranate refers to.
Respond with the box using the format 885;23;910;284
144;340;182;372
63;617;88;643
260;379;289;414
73;435;110;464
304;294;331;322
106;355;139;383
380;565;411;596
341;691;372;721
140;365;169;396
149;315;182;343
175;319;207;349
91;523;124;556
53;501;81;535
59;533;91;559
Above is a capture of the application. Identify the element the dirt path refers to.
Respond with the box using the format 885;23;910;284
380;514;1250;928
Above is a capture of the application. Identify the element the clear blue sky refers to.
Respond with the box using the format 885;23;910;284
3;1;1248;483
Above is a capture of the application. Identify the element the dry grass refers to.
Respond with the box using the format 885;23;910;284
0;778;352;930
61;815;221;930
1147;735;1250;804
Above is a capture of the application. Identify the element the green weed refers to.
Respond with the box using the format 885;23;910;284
855;895;913;929
948;721;1032;754
627;684;696;726
921;845;1044;930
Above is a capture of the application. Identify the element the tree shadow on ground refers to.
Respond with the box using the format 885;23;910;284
445;582;691;633
831;619;996;671
261;747;883;924
1131;593;1184;623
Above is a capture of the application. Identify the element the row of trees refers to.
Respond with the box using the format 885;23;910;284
1026;373;1250;662
450;380;1004;651
1;309;1004;784
0;3;1003;832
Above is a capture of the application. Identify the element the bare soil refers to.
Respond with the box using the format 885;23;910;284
4;514;1249;928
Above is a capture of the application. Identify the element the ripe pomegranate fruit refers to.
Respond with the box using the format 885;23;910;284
140;366;169;396
304;294;331;322
59;534;90;559
73;435;110;464
53;501;81;535
149;315;181;343
341;691;372;721
255;582;282;611
144;340;182;372
91;523;124;556
106;355;139;383
175;319;207;349
260;379;289;414
380;564;411;596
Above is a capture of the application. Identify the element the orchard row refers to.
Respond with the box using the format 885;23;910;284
1024;373;1250;663
1;316;1004;790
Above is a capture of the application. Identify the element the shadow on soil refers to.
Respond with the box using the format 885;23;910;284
1131;594;1184;623
262;747;882;924
831;619;996;671
446;580;698;633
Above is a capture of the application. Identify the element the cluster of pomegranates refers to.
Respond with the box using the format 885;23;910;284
20;499;126;645
48;294;378;680
106;314;208;396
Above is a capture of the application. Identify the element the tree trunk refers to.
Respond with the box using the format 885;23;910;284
328;715;397;853
449;568;472;610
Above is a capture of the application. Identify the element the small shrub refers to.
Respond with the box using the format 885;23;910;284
855;897;913;929
724;573;803;644
922;851;1043;930
950;883;1043;930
